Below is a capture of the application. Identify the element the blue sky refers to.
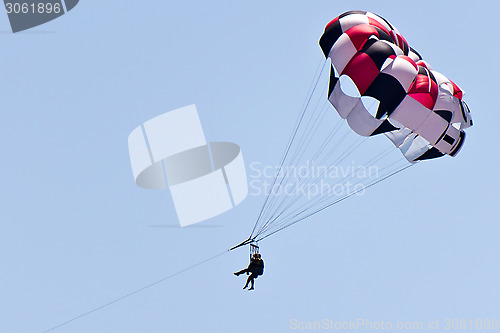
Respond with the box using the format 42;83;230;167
0;1;498;332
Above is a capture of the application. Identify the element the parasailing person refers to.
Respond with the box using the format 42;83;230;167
234;252;264;290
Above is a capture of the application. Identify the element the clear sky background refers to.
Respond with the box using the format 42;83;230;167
0;1;498;332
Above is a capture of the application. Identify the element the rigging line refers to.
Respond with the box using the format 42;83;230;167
258;78;330;224
259;99;329;224
259;102;332;225
284;100;327;174
261;149;405;235
256;134;367;238
258;153;410;236
290;159;409;224
257;119;347;234
285;82;330;166
266;147;406;236
285;109;343;192
260;121;352;227
300;57;329;117
269;134;366;221
42;250;229;333
273;158;408;229
257;92;333;228
327;135;367;167
286;101;335;170
293;125;355;180
306;110;345;162
255;131;362;237
261;169;397;237
250;58;327;236
358;145;395;167
250;58;328;239
254;163;415;242
250;59;326;236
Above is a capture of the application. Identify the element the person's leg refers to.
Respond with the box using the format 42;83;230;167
248;280;254;290
234;268;249;276
248;273;256;290
243;276;250;289
244;273;255;289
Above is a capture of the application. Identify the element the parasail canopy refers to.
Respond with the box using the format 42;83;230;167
319;10;472;163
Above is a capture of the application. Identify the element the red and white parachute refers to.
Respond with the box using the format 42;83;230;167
319;10;472;162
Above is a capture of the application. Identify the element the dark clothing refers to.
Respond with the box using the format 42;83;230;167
234;257;264;290
248;258;264;275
